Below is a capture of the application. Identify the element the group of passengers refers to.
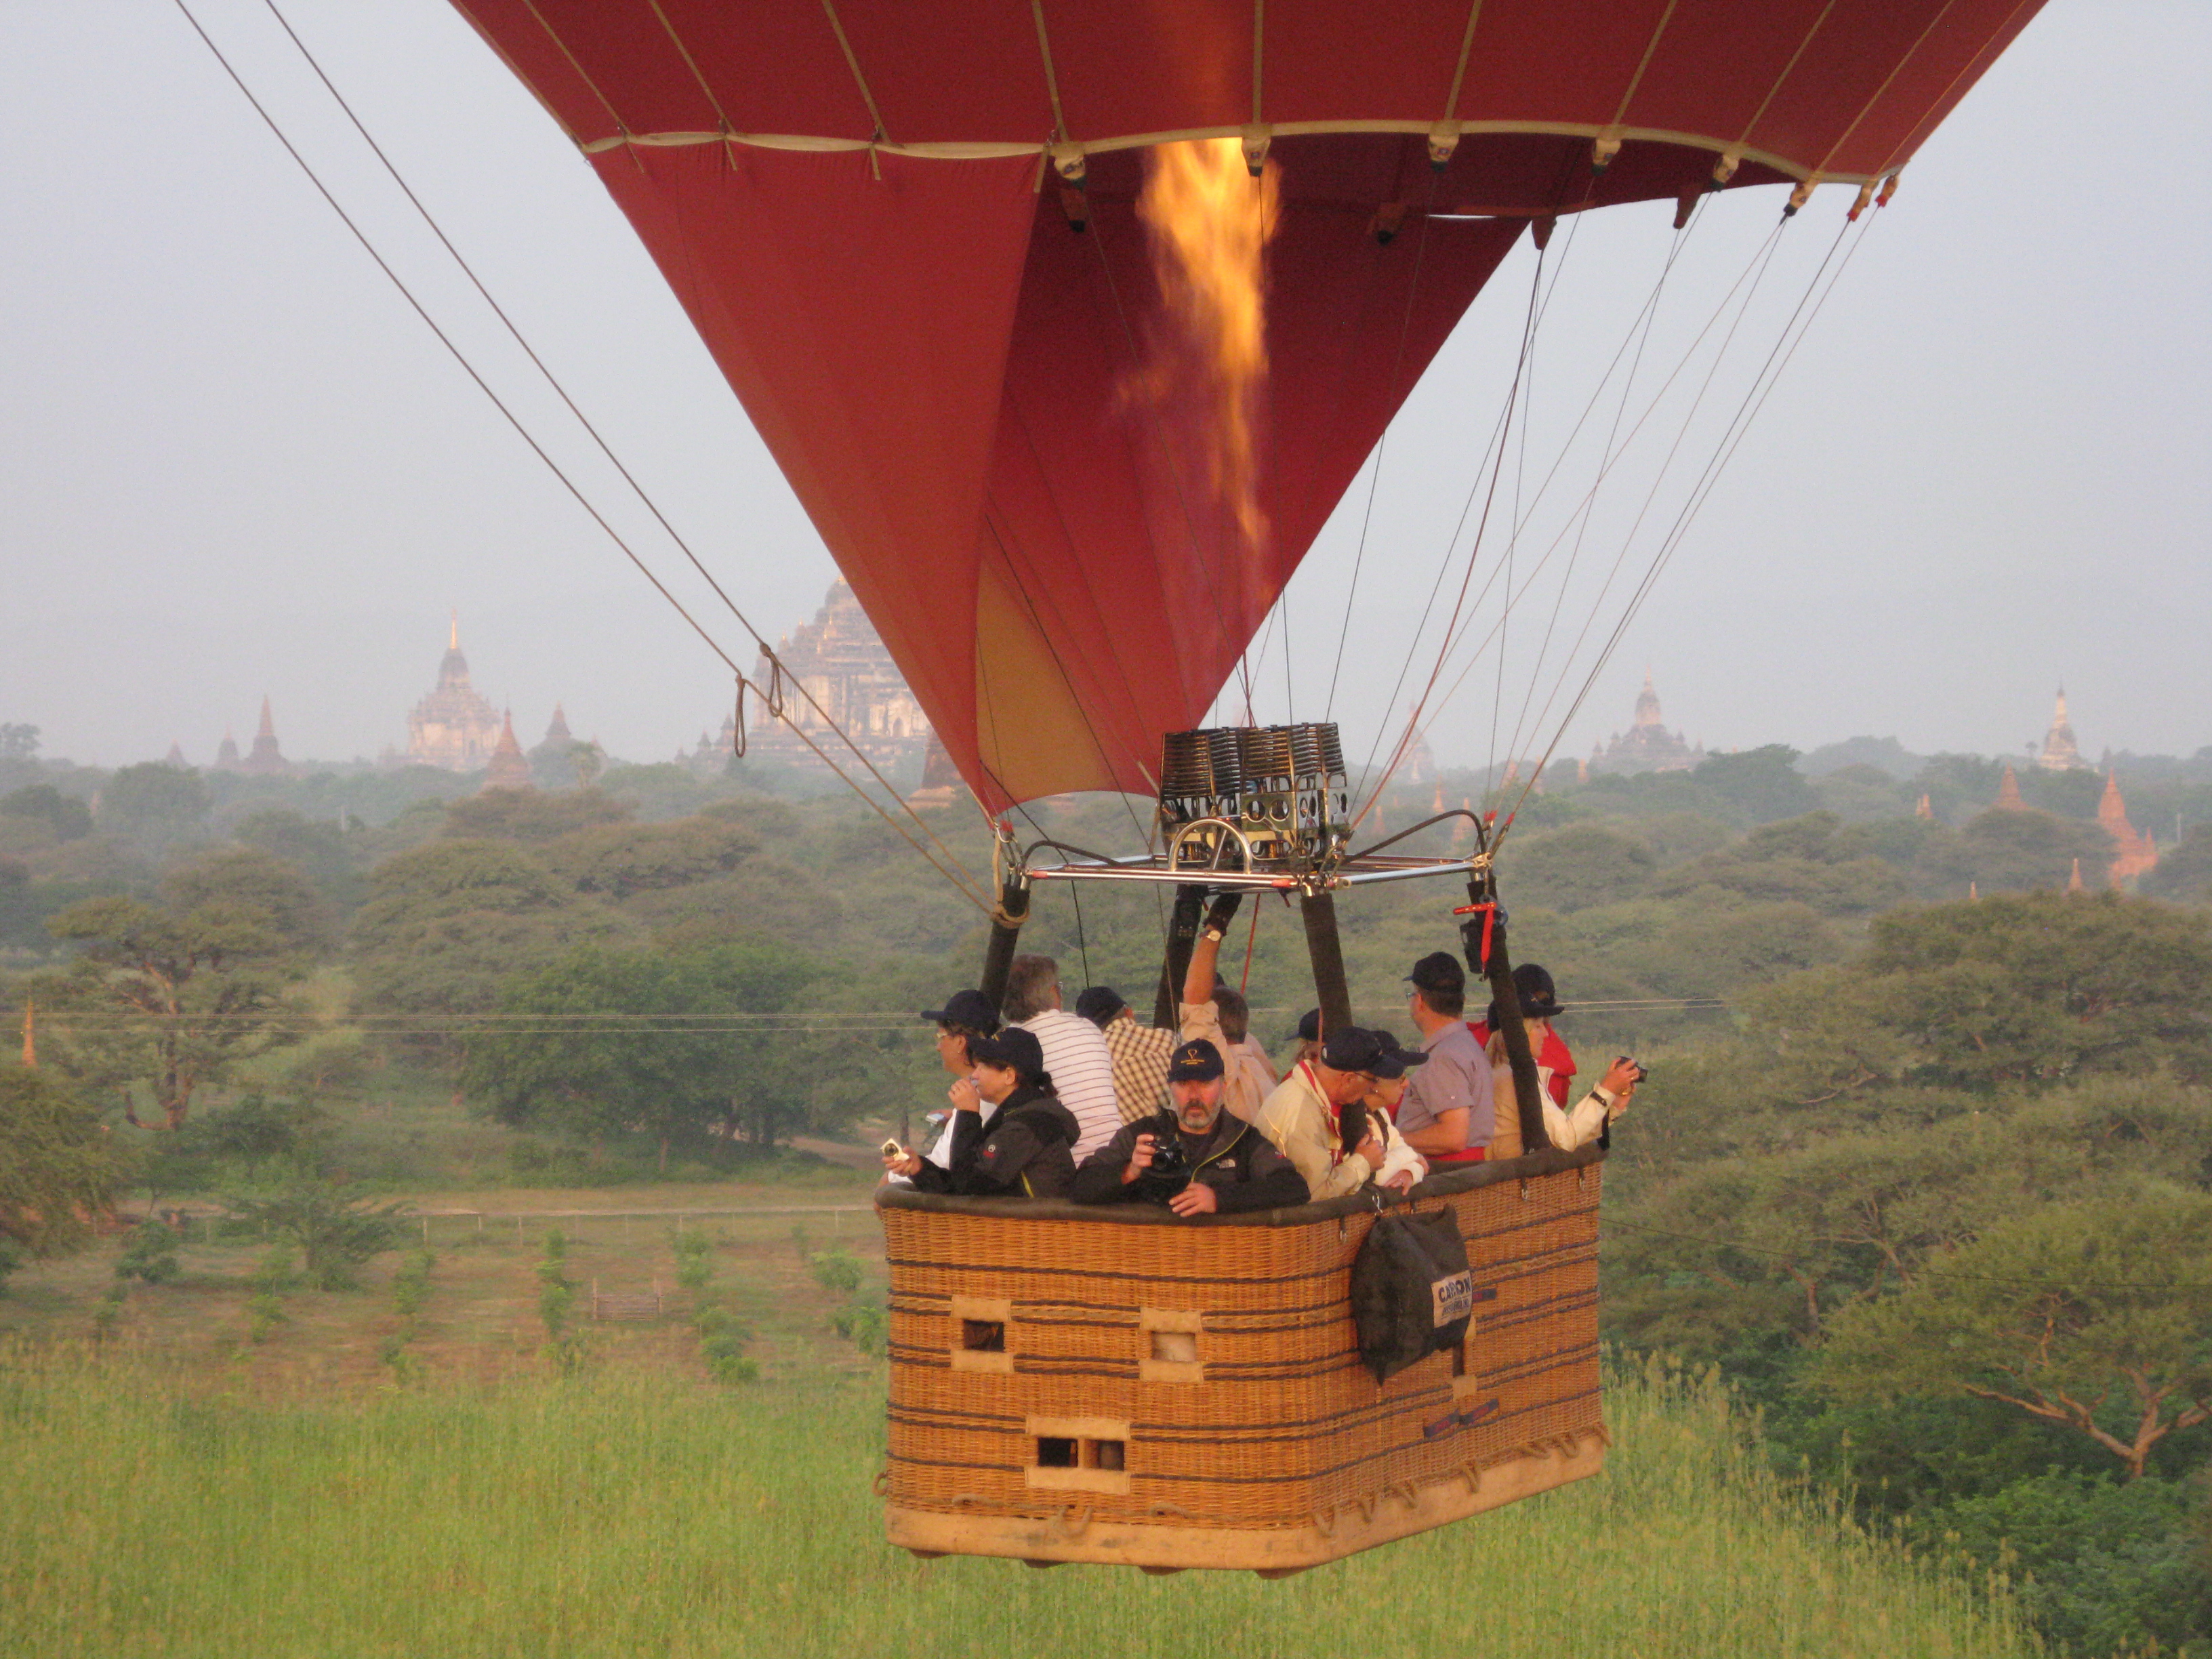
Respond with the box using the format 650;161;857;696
881;895;1645;1212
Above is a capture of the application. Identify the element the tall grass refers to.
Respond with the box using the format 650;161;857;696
0;1350;2036;1658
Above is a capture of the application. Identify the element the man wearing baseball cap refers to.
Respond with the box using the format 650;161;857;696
909;988;1003;1174
883;1026;1080;1199
1252;1026;1427;1201
1070;1038;1307;1216
1397;950;1494;1166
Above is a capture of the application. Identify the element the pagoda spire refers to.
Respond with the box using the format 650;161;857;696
257;695;276;740
451;610;459;651
1994;762;2026;811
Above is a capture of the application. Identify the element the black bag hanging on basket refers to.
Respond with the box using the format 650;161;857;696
1350;1208;1475;1384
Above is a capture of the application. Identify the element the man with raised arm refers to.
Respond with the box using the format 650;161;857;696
1070;1038;1308;1216
1177;890;1278;1123
1252;1027;1427;1201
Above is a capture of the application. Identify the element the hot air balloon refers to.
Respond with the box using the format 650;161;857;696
440;0;2045;1573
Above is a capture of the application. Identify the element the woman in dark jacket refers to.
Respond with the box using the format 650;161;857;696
883;1026;1080;1199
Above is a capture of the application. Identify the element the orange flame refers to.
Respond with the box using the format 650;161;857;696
1135;137;1281;554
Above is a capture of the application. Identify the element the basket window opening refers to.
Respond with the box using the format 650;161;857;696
961;1319;1006;1353
1149;1330;1199;1364
1034;1435;1124;1472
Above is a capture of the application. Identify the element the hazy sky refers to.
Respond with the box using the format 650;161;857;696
2;1;2206;775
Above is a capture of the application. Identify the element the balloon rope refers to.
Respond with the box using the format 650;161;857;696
1496;201;1700;779
1349;237;1549;827
1497;208;1875;847
244;0;987;902
167;0;990;911
1418;210;1787;771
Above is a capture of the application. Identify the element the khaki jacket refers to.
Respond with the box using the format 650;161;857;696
1254;1061;1427;1201
1489;1060;1620;1158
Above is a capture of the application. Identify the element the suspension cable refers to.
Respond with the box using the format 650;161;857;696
167;0;989;910
251;0;985;899
1496;209;1875;841
1418;212;1791;773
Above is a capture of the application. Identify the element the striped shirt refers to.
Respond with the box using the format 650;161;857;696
1012;1008;1120;1162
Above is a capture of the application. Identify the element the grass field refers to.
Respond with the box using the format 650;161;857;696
0;1342;2041;1659
0;1183;884;1391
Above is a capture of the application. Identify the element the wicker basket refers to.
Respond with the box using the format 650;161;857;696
877;1143;1605;1574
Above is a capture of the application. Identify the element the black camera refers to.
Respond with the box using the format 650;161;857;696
1134;1118;1191;1199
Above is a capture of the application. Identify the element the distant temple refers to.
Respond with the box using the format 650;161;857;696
731;580;930;773
1589;674;1702;776
910;732;966;806
242;697;293;776
483;712;533;792
213;697;295;777
2036;689;2089;772
1994;762;2026;810
2098;770;2158;886
404;617;504;771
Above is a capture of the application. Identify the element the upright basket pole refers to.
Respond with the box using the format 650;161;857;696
1299;889;1354;1037
1465;872;1551;1153
979;821;1031;1012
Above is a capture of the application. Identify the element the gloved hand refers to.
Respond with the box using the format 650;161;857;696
1204;890;1244;935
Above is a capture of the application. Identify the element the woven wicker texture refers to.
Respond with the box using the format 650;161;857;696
881;1160;1602;1541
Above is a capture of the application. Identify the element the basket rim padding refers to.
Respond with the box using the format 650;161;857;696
875;1142;1603;1228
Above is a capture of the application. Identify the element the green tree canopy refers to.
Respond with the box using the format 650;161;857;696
348;840;637;1037
97;762;211;851
2141;824;2212;903
461;941;822;1158
1;784;93;842
37;846;324;1128
1809;1186;2212;1479
1693;745;1818;826
442;788;630;844
1739;891;2212;1101
0;1065;138;1252
1510;824;1656;911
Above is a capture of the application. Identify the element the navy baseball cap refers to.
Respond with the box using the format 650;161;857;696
922;989;1000;1032
1166;1037;1225;1082
1296;1008;1322;1042
967;1025;1046;1080
1367;1029;1431;1080
1406;951;1465;997
1319;1027;1385;1073
1073;985;1127;1026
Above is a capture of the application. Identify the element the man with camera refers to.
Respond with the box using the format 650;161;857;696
1069;1038;1308;1215
1252;1026;1429;1202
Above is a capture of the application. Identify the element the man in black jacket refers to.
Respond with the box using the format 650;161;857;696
882;1027;1080;1199
1070;1038;1309;1216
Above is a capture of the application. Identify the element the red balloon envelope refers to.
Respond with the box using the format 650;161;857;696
450;0;2045;811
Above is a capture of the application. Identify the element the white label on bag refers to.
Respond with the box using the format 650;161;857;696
1431;1270;1474;1328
